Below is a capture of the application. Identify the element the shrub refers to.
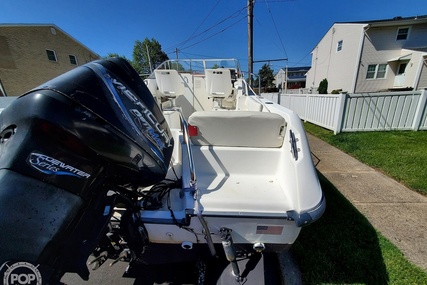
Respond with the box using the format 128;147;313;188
318;78;328;94
331;89;342;94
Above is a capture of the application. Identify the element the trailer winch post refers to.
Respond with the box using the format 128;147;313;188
220;228;242;282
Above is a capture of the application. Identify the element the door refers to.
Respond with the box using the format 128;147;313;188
394;62;408;87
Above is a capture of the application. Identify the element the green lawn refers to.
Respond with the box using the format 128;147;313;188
304;123;427;195
292;174;427;285
291;124;427;284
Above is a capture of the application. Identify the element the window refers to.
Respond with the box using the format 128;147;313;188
366;64;387;79
366;65;376;79
69;55;78;65
377;64;387;78
46;49;57;62
396;27;410;40
397;63;407;75
337;40;343;52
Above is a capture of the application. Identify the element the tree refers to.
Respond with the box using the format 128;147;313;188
257;64;275;92
132;38;169;75
318;78;328;94
104;53;130;62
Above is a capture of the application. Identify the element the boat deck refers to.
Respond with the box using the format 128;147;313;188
198;173;289;216
182;144;292;217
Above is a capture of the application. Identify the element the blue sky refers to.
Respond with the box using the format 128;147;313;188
0;0;425;73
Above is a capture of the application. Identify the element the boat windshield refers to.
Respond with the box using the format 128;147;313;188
240;78;257;96
156;59;241;77
153;58;260;96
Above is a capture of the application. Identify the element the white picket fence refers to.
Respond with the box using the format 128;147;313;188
2;90;426;135
262;90;427;134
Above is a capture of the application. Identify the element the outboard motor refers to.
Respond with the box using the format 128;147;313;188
0;58;173;283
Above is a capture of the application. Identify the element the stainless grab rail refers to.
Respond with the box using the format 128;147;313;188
163;107;216;256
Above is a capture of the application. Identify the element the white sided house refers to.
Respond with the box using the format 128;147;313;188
306;15;427;93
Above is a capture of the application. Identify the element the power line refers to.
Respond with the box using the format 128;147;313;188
165;5;247;54
253;58;288;63
169;0;222;52
264;0;297;2
290;51;312;67
178;15;247;52
262;0;288;58
177;51;218;59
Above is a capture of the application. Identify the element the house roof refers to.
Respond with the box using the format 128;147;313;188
388;53;412;62
0;23;100;57
338;15;427;27
310;15;427;54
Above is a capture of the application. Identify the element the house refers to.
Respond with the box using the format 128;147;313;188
305;15;427;93
0;24;100;96
275;66;310;90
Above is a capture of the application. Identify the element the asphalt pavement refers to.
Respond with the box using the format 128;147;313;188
62;133;427;284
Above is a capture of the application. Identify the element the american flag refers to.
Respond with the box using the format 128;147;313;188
256;225;283;235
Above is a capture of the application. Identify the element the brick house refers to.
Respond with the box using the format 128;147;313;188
0;24;100;96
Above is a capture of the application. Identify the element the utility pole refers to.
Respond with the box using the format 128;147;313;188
146;44;153;73
284;65;288;95
248;0;254;86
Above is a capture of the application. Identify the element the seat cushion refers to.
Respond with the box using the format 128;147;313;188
188;111;286;148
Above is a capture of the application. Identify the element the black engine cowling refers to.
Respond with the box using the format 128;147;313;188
0;58;173;282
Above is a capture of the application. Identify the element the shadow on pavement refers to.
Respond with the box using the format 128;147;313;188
291;172;389;285
62;252;283;284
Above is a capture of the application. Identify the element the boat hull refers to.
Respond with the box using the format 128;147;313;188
132;214;296;264
134;242;292;265
145;215;300;245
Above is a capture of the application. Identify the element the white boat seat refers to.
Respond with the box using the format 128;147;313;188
154;69;185;97
205;68;233;98
188;111;286;148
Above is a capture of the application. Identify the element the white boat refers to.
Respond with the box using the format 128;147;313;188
0;57;323;283
124;58;325;266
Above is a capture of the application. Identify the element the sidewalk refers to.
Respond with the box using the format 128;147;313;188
307;134;427;272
